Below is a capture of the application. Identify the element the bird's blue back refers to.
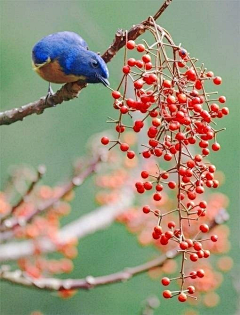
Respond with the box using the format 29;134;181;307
32;31;88;65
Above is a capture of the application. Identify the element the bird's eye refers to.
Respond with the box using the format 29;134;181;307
91;59;99;68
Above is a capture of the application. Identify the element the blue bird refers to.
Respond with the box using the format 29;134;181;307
32;31;109;96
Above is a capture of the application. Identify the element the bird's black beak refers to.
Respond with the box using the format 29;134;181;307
97;75;110;87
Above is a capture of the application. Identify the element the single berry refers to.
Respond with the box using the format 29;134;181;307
163;290;172;299
101;137;109;145
161;277;170;286
178;293;187;303
126;40;135;50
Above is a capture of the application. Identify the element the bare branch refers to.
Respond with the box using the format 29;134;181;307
0;209;229;291
0;0;173;126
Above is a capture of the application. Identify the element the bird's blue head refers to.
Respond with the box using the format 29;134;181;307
83;51;109;86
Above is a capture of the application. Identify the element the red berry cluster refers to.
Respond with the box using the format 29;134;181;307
101;25;228;302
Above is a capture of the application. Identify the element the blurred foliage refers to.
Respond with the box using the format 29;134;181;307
0;1;239;315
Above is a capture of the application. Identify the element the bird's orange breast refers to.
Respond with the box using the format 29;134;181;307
33;60;85;84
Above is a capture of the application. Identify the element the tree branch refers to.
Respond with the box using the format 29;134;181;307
0;208;229;291
0;0;172;126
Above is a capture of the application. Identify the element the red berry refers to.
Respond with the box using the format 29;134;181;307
154;148;163;157
219;96;226;103
203;250;210;258
195;80;202;90
194;154;202;162
178;93;187;103
222;107;229;115
163;290;172;299
160;235;169;245
168;221;176;229
136;44;145;52
136;60;144;68
126;40;135;50
161;277;170;286
161;172;169;179
175;132;185;141
213;76;222;85
156;184;163;192
142;205;150;214
141;171;149;179
206;71;214;77
145;62;152;70
116;124;125;133
127;151;135;159
122;65;130;74
149;139;158;148
190;271;197;279
190;253;198;262
213;180;219;188
167;95;176;104
188;191;196;200
126;98;135;108
134;79;144;89
199;201;207;209
165;231;174;239
180;241;189;250
186;239;193;248
101;137;109;145
152;232;160;239
168;181;176;189
186;69;197;81
120;143;129;152
211;235;218;242
200;224;209;233
164;153;172;161
154;226;163;235
134;120;144;129
193;242;202;251
142;54;151;63
142;150;151;158
187;286;195;294
212;142;220;151
120;106;128;114
144;181;153;190
152;118;161;127
163;80;172;88
196;186;204;194
197;269;205;278
153;193;162;201
127;58;136;67
178;293;187;303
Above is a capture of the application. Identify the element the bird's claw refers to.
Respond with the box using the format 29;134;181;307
45;83;55;106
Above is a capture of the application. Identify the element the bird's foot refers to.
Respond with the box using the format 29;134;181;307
45;83;55;106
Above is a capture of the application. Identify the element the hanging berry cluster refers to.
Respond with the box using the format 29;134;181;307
101;20;229;302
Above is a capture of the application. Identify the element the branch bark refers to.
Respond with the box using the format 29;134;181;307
0;0;172;126
0;208;229;290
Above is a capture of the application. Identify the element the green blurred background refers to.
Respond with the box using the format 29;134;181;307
0;1;239;314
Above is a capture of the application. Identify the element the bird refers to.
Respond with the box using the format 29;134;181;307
32;31;109;97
